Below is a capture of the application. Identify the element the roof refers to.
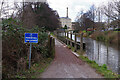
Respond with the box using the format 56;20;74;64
60;17;71;20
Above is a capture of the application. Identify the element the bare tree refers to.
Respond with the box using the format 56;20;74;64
89;5;95;30
102;0;120;29
75;10;94;31
103;0;120;21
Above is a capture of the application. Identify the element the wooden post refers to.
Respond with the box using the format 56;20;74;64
65;31;66;44
70;32;72;40
118;14;120;74
52;38;55;58
75;33;77;42
48;35;51;57
57;31;58;38
70;32;72;47
67;31;69;45
74;33;77;52
65;31;66;38
80;33;83;51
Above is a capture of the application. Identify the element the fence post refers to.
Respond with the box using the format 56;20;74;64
65;31;66;38
80;33;83;51
64;31;66;44
67;31;69;45
52;38;55;58
48;35;51;57
57;31;58;38
74;33;77;52
70;32;72;47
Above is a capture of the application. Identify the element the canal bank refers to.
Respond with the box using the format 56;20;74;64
56;31;120;78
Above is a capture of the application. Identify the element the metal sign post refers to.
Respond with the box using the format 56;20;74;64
25;33;38;69
29;43;32;69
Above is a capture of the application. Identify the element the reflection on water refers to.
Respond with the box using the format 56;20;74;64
83;38;120;74
59;33;120;74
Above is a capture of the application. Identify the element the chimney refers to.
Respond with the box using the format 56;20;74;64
67;7;68;18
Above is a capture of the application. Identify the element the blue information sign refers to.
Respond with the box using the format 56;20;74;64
25;33;38;43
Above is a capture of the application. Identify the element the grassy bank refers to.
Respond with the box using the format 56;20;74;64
91;31;120;46
78;52;120;78
67;45;120;78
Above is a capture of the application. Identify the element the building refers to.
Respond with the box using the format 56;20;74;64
72;22;79;30
60;17;72;30
60;7;72;30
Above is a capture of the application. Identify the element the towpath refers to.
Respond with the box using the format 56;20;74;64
39;38;103;78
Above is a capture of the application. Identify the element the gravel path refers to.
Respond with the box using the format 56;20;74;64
40;38;103;78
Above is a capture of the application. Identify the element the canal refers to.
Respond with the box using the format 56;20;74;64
59;32;120;74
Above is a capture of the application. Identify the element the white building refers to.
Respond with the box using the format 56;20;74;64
60;17;72;30
60;7;72;30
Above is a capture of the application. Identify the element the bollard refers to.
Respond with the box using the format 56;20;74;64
80;33;83;51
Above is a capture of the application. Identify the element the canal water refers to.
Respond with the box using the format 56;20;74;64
59;33;120;74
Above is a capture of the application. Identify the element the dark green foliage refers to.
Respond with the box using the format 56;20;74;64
22;3;60;31
73;30;79;33
113;28;120;31
2;18;50;78
87;31;93;35
63;25;67;29
36;3;60;31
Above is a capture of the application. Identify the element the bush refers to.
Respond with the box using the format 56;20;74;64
2;18;49;78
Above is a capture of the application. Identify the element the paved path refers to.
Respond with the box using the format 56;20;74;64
40;38;103;78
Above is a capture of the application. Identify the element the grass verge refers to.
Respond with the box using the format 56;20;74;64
78;53;120;78
15;58;53;78
67;44;120;78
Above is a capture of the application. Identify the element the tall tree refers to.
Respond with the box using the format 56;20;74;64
19;2;60;31
33;3;60;31
75;8;94;31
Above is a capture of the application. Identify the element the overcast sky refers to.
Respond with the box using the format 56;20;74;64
47;0;110;22
0;0;111;21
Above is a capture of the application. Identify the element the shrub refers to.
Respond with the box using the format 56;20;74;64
2;18;49;78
